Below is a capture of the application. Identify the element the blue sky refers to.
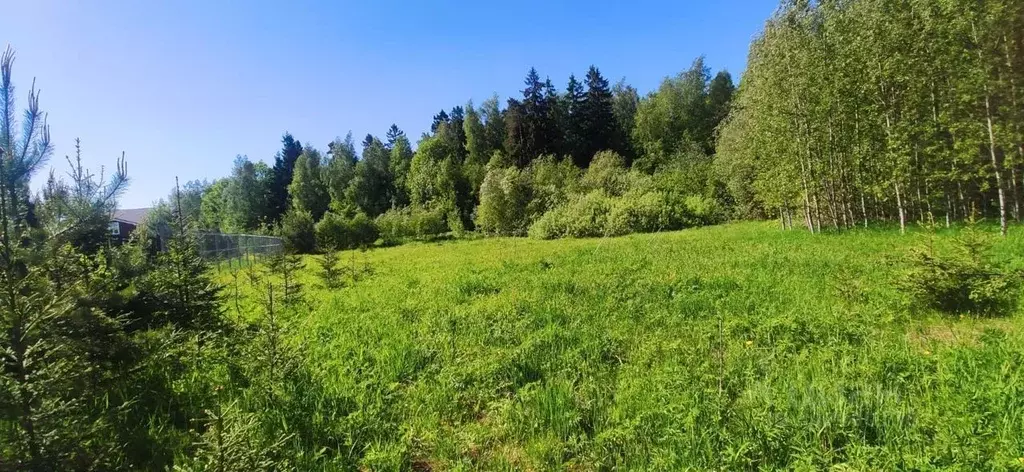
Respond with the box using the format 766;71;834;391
3;0;777;208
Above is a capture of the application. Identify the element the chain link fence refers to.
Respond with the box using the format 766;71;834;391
197;232;283;265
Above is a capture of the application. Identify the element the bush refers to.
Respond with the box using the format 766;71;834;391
528;191;612;239
375;205;448;245
315;211;379;251
902;227;1022;317
604;191;674;236
280;209;315;254
476;166;533;236
528;155;581;215
682;195;722;226
581;150;628;196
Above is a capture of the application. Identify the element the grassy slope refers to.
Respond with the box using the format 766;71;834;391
227;222;1024;470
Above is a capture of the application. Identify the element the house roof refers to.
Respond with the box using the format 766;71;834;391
112;207;152;225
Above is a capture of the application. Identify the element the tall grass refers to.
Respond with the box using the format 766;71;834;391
220;222;1024;470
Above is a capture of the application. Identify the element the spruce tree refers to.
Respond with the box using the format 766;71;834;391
564;74;587;165
580;66;618;166
268;133;303;224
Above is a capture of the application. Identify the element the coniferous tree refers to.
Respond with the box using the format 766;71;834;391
431;110;450;133
0;48;139;468
385;124;403;151
268;133;303;224
579;66;618;166
505;68;555;167
564;74;587;165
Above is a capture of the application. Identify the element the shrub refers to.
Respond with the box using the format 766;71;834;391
902;227;1022;316
315;211;379;251
528;155;581;215
476;166;533;236
528;191;612;239
581;150;628;196
682;195;722;226
604;191;674;236
375;205;448;245
528;205;567;240
280;209;315;254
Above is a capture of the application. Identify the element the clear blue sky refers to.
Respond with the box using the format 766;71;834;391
3;0;777;208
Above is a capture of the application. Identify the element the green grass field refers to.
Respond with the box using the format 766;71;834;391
223;222;1024;470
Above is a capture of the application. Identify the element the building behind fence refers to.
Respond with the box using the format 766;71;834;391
197;232;283;262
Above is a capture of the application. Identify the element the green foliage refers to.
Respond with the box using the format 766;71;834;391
578;65;620;164
199;178;229;230
475;165;533;236
604;190;674;236
280;209;315;254
316;250;343;289
580;150;628;195
374;205;448;245
634;57;716;158
348;136;393;217
315;210;379;251
528;190;612;239
288;147;329;220
268;133;304;224
140;233;224;331
903;226;1023;316
173;402;293;472
527;155;581;214
222;156;272;232
324;133;358;209
388;132;413;207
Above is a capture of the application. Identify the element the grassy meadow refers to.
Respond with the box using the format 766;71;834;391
221;222;1024;470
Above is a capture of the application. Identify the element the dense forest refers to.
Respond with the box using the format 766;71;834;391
3;0;1024;469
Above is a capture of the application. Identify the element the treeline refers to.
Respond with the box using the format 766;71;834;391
717;0;1024;235
157;60;736;250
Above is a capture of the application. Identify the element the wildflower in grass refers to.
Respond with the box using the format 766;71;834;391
923;350;931;356
745;340;753;347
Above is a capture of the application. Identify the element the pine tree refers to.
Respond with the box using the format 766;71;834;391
1;48;137;468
